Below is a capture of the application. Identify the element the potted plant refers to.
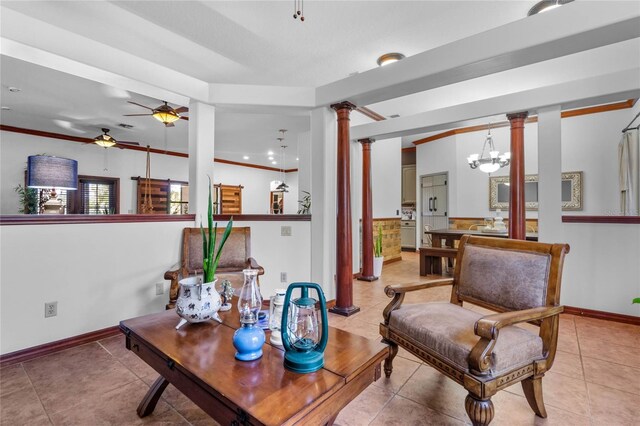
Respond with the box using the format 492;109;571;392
175;177;234;329
297;191;311;214
373;225;384;277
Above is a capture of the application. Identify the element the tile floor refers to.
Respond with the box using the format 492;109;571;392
1;252;639;425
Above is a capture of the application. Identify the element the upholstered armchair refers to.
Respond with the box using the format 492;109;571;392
380;235;569;426
165;227;264;309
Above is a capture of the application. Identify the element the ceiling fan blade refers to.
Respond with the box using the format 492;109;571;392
165;122;175;128
174;106;189;113
127;101;154;111
123;113;153;117
180;116;189;121
117;141;140;146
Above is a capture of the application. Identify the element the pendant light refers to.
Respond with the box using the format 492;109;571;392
276;129;289;192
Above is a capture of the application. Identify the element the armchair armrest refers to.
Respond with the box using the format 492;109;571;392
382;278;454;324
164;269;181;310
247;257;264;275
469;305;564;374
474;306;564;340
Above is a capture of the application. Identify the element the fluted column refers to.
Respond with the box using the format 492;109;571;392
507;112;528;240
358;138;377;282
329;101;360;316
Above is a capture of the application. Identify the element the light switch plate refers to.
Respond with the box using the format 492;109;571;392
281;226;292;236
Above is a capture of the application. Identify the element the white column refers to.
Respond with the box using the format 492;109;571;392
188;101;216;221
297;130;312;206
537;105;563;242
310;106;337;300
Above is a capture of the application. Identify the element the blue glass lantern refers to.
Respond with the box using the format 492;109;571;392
281;282;328;373
233;269;265;361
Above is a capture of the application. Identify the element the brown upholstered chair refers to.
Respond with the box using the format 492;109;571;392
380;235;569;426
164;227;264;309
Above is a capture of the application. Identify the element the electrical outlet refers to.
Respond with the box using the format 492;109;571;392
280;272;287;283
281;226;292;236
155;283;164;295
44;301;57;318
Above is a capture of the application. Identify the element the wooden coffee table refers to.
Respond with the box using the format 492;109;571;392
120;308;388;425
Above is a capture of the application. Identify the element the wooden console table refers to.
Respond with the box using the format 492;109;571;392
120;309;388;425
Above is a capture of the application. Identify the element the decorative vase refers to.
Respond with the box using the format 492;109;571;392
175;276;222;330
233;269;265;361
373;256;384;277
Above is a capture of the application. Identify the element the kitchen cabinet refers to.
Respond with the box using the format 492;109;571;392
402;165;416;204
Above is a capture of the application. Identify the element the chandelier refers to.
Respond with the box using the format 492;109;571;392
467;124;510;173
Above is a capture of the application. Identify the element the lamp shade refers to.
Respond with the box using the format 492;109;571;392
27;155;78;190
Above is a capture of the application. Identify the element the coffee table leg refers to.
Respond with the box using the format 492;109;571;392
137;375;170;417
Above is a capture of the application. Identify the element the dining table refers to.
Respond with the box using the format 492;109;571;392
425;228;538;249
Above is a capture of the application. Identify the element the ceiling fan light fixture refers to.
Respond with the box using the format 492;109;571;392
94;128;117;148
152;110;180;125
376;52;405;67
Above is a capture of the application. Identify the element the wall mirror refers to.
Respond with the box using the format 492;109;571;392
489;171;583;211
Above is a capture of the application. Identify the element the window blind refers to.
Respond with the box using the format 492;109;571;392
81;180;116;214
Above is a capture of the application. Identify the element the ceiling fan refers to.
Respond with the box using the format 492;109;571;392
124;100;189;127
92;128;140;149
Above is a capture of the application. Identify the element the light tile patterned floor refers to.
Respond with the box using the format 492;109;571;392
1;252;639;425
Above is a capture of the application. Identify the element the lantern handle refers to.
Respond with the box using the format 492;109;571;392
280;282;329;354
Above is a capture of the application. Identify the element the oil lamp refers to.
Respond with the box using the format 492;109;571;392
232;269;265;361
281;282;328;373
268;289;286;346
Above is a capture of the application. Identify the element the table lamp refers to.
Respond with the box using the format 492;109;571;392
27;155;78;214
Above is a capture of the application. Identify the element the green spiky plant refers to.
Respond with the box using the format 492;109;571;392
634;298;640;304
201;176;234;283
374;225;383;258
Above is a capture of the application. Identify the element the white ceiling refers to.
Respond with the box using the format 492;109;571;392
1;1;636;163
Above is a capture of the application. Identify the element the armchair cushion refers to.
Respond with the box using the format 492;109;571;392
389;302;543;376
458;244;551;311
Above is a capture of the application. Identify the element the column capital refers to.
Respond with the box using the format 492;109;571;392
507;111;529;121
358;138;375;145
331;101;357;112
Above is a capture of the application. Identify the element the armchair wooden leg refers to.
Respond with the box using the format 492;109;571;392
465;393;494;426
382;340;398;378
521;375;547;418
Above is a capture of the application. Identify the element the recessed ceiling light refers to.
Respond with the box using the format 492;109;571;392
118;123;134;129
296;157;299;161
243;155;249;160
7;87;21;92
268;156;274;161
1;106;11;111
527;0;573;16
376;53;405;67
389;114;400;118
267;151;274;156
272;161;277;165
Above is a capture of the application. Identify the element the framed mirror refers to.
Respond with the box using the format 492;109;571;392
489;171;583;211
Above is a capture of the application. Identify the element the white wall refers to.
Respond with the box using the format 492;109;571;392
0;131;300;215
562;223;640;316
415;106;640;316
417;106;640;219
0;131;188;215
372;137;402;218
0;218;311;354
